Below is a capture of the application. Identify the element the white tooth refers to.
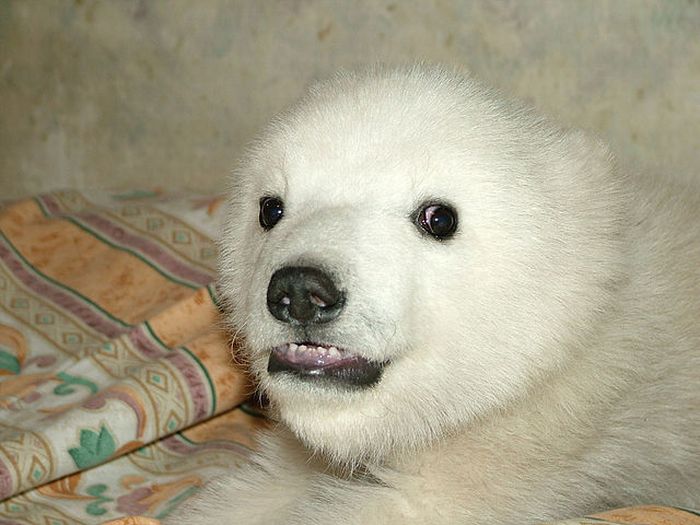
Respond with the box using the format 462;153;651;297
289;343;298;352
328;347;340;357
299;345;307;352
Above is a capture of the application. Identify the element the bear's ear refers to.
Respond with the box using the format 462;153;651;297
548;127;620;190
563;128;617;171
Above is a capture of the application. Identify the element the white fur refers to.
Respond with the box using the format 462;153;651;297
167;65;700;524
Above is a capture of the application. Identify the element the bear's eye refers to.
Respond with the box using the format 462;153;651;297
416;203;458;240
259;197;284;230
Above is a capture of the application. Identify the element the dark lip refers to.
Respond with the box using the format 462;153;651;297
267;342;387;388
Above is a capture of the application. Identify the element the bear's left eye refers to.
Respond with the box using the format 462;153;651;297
259;197;284;230
415;202;458;240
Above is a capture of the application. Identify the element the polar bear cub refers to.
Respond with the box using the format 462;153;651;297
167;65;700;525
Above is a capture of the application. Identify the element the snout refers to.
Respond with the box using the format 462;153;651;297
266;266;345;325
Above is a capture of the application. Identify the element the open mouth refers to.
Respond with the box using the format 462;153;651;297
267;343;386;387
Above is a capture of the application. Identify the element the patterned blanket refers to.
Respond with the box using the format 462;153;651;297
0;190;695;525
0;190;266;523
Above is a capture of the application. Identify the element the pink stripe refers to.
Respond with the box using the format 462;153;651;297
0;459;13;500
160;433;251;456
127;328;214;424
165;349;212;422
127;326;168;360
37;193;62;215
76;212;214;286
0;235;126;338
37;194;215;287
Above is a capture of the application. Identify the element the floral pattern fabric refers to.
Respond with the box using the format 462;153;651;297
0;190;266;524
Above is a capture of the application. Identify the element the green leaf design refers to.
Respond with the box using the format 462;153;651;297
0;349;20;375
54;371;98;396
68;425;116;469
85;483;112;516
86;483;108;497
86;501;108;516
96;425;115;457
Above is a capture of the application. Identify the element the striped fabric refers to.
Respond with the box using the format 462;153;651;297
0;190;695;525
0;190;266;524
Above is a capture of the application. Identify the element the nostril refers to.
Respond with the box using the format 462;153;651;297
309;294;327;307
266;265;344;325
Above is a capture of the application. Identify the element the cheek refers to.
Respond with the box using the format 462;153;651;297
409;245;473;321
219;234;266;322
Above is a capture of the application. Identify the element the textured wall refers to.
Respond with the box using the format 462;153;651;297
1;0;699;198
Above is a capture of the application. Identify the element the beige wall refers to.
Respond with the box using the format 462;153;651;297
1;0;699;198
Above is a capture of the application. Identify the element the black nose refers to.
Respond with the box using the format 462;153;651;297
267;266;345;325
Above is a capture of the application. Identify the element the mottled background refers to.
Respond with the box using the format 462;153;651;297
1;0;699;198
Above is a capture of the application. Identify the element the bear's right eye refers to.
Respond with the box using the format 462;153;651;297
259;197;284;230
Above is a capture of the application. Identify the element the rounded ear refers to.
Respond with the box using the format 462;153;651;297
562;128;617;172
539;127;621;197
